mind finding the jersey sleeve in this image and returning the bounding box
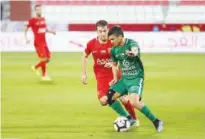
[130,39,140,56]
[26,18,33,28]
[110,47,118,63]
[84,40,93,55]
[130,39,140,49]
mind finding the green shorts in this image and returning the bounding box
[110,77,144,97]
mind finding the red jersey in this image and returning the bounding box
[85,38,113,79]
[27,17,47,46]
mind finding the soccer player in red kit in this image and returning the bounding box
[24,4,55,81]
[82,20,139,126]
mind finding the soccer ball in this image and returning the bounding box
[114,117,130,132]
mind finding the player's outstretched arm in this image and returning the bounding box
[46,29,56,35]
[24,26,30,44]
[82,52,89,85]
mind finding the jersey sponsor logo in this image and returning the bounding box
[38,28,46,33]
[122,70,138,76]
[92,51,97,53]
[121,60,138,76]
[96,58,111,65]
[100,50,106,54]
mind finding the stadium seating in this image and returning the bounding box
[35,0,205,24]
[2,0,205,31]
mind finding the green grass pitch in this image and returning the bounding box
[1,52,205,139]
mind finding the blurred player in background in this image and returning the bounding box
[24,4,56,81]
[108,26,163,132]
[82,20,139,126]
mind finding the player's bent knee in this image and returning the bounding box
[130,99,136,106]
[40,57,47,62]
[39,57,50,63]
[99,100,107,106]
[99,96,108,106]
[130,100,139,107]
[130,99,143,109]
[46,59,50,63]
[129,96,140,107]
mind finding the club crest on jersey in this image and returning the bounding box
[123,60,130,67]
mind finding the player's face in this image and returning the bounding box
[35,6,42,17]
[96,26,108,42]
[109,35,123,46]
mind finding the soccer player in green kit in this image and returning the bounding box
[106,26,164,132]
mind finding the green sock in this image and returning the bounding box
[110,100,130,117]
[140,105,157,121]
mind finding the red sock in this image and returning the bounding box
[35,61,45,69]
[40,61,46,77]
[124,100,137,120]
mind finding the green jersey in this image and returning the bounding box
[110,38,144,80]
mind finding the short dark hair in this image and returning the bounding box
[95,20,108,29]
[35,4,41,9]
[108,26,124,37]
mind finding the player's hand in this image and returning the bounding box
[126,50,135,57]
[109,78,117,86]
[104,62,112,68]
[52,31,56,35]
[82,74,87,85]
[26,40,30,44]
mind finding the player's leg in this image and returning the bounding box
[97,76,137,119]
[127,78,163,132]
[41,45,51,80]
[107,80,136,125]
[103,76,138,120]
[33,45,51,80]
[119,95,140,127]
[98,89,108,106]
[97,78,136,126]
[96,77,112,106]
[32,46,44,76]
[119,95,136,120]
